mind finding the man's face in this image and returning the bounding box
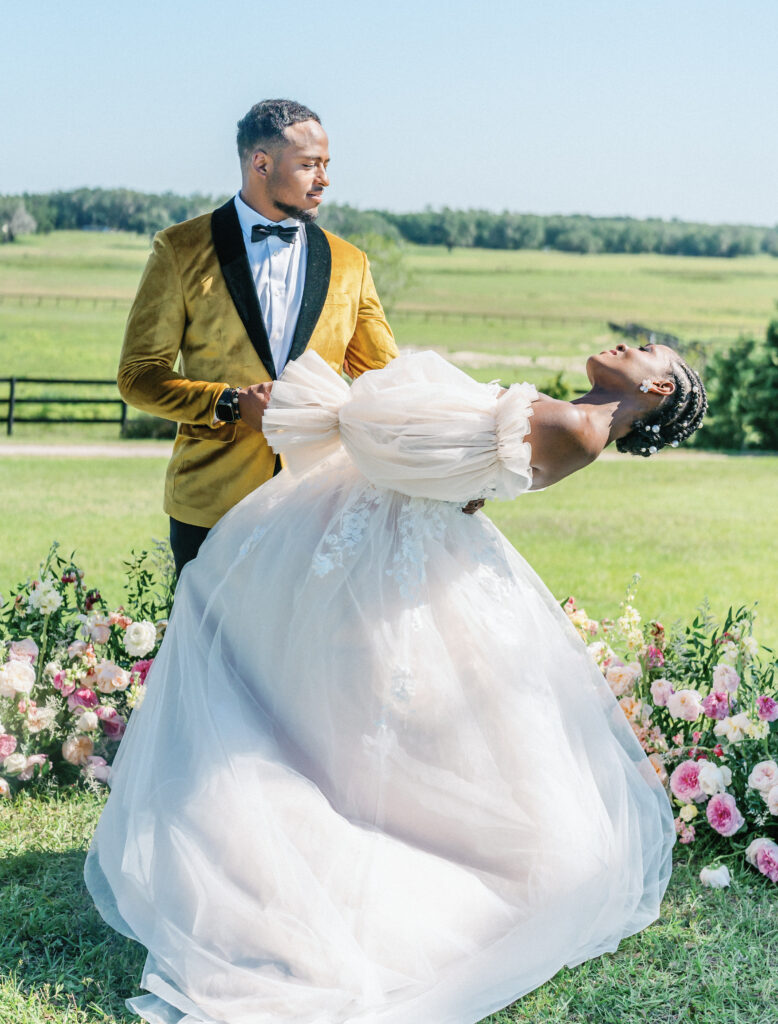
[259,120,330,222]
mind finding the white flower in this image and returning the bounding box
[697,761,732,796]
[26,705,57,734]
[741,635,758,659]
[8,638,39,664]
[746,717,769,741]
[718,640,739,666]
[699,864,731,888]
[667,688,703,722]
[650,678,674,707]
[0,777,10,798]
[3,752,29,775]
[0,659,36,696]
[745,836,778,867]
[712,664,740,693]
[713,712,751,745]
[679,804,699,822]
[748,760,778,793]
[93,661,131,694]
[123,620,157,658]
[79,611,111,644]
[76,710,99,732]
[766,786,778,816]
[28,577,62,615]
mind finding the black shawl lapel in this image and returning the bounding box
[286,222,332,364]
[211,199,277,379]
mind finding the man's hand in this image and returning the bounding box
[462,499,486,515]
[238,382,273,432]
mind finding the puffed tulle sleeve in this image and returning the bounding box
[263,349,538,502]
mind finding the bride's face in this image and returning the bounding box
[586,342,676,394]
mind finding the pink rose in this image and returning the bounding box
[67,687,98,711]
[8,638,39,664]
[757,695,778,722]
[706,793,745,837]
[93,660,130,694]
[0,734,17,759]
[84,754,111,782]
[50,670,76,697]
[17,753,48,781]
[669,760,704,803]
[97,706,127,740]
[130,658,154,685]
[701,690,730,720]
[756,846,778,883]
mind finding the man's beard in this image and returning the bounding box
[273,199,318,223]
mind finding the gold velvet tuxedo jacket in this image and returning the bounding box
[117,200,398,527]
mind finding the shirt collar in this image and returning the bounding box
[234,192,303,245]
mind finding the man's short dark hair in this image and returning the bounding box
[237,99,321,163]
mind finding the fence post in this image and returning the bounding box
[120,401,128,436]
[8,377,16,435]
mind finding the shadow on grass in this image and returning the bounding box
[0,846,145,1022]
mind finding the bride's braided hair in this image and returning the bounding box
[616,358,708,457]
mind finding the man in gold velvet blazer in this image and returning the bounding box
[118,99,398,574]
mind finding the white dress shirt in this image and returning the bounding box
[234,192,307,374]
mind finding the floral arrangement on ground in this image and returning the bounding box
[563,577,778,888]
[1,547,776,887]
[0,542,174,794]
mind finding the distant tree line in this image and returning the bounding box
[2,189,777,258]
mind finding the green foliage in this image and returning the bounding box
[538,371,572,401]
[695,319,778,452]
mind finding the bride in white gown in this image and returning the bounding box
[85,342,707,1024]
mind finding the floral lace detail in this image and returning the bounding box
[238,525,269,560]
[384,498,449,600]
[311,484,383,577]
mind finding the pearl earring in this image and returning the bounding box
[639,379,652,393]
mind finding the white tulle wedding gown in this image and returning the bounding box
[85,350,674,1024]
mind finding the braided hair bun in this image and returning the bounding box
[616,358,707,457]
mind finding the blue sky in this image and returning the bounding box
[3,0,777,223]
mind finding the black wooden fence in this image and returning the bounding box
[0,377,128,435]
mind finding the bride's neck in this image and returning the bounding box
[572,385,643,448]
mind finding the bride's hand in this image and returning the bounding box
[462,499,486,515]
[238,382,274,432]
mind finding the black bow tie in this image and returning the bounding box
[251,223,299,244]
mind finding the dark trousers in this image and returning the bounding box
[169,518,210,578]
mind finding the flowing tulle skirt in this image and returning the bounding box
[85,452,674,1024]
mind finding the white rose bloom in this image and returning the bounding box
[697,761,730,796]
[27,705,57,734]
[766,786,778,816]
[666,688,703,721]
[718,640,739,665]
[3,752,29,775]
[713,713,750,745]
[745,836,778,867]
[747,760,778,793]
[29,578,63,615]
[0,659,36,696]
[123,620,157,658]
[606,662,640,696]
[741,635,759,659]
[76,710,99,732]
[746,717,770,741]
[699,864,731,889]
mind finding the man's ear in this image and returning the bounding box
[251,149,270,177]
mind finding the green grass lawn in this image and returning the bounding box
[1,789,776,1024]
[1,451,776,650]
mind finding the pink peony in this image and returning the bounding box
[0,734,17,759]
[669,760,704,803]
[706,793,745,837]
[645,645,665,669]
[50,670,75,697]
[62,735,94,765]
[701,690,730,720]
[67,687,98,711]
[756,846,778,883]
[8,638,39,664]
[84,755,111,783]
[130,659,154,685]
[757,695,778,722]
[17,753,48,781]
[650,678,674,707]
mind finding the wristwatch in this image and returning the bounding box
[215,387,241,423]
